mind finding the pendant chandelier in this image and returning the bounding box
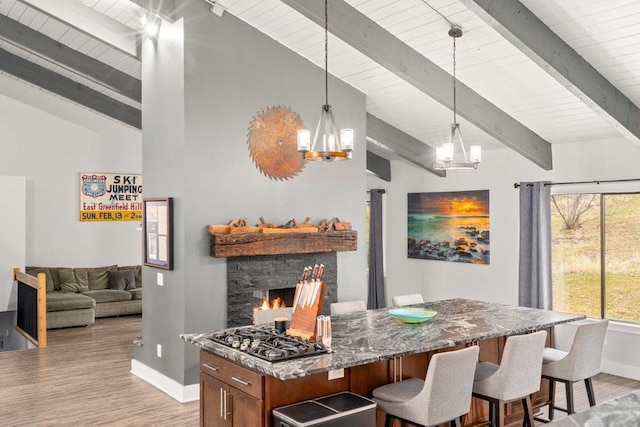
[434,26,481,170]
[297,0,353,161]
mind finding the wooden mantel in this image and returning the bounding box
[209,230,357,257]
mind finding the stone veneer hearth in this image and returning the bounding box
[227,253,337,327]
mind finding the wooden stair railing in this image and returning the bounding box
[13,268,47,348]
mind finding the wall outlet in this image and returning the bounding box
[157,344,162,358]
[328,368,344,380]
[157,272,163,286]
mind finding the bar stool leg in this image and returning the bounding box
[585,377,596,407]
[488,401,496,426]
[521,395,535,427]
[548,378,556,420]
[384,413,392,427]
[565,382,575,415]
[496,400,505,427]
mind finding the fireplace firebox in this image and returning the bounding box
[227,253,337,327]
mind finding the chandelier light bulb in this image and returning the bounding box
[297,130,310,152]
[470,145,482,163]
[340,129,354,151]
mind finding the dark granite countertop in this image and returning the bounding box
[181,298,584,380]
[548,389,640,426]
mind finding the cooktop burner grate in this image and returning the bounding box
[210,325,327,362]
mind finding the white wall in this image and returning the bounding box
[0,75,142,267]
[0,176,25,312]
[367,138,640,379]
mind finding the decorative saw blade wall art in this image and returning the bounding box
[247,106,306,180]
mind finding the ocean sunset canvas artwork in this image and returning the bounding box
[408,190,490,264]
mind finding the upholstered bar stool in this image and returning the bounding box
[329,300,367,315]
[391,294,424,307]
[541,319,609,420]
[472,330,547,427]
[372,346,479,427]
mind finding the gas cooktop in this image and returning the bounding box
[210,326,327,362]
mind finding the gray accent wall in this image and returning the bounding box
[138,0,367,385]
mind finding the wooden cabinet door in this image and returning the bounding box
[229,386,264,427]
[201,371,264,427]
[201,373,231,427]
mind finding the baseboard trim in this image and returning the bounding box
[602,360,640,381]
[130,359,200,403]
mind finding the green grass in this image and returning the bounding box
[551,194,640,324]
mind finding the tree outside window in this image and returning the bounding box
[551,193,640,323]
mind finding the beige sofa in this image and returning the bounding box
[25,265,142,329]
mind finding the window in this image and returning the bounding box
[551,193,640,323]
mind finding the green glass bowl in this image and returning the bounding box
[388,308,437,324]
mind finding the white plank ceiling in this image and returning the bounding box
[1,0,640,169]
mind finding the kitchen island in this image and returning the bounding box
[182,298,584,426]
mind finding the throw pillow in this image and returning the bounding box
[119,265,142,287]
[58,268,90,293]
[73,268,89,290]
[108,269,136,291]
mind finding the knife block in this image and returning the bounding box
[287,281,325,341]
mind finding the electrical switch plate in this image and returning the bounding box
[157,272,163,286]
[157,344,162,358]
[328,368,344,380]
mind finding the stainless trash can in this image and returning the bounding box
[272,392,376,427]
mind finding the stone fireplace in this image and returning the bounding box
[226,253,337,327]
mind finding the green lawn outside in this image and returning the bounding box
[551,193,640,324]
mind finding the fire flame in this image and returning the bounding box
[257,297,286,310]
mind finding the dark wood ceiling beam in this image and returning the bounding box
[0,48,141,130]
[462,0,640,146]
[281,0,553,170]
[0,14,141,103]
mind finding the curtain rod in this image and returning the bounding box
[367,189,386,193]
[513,178,640,188]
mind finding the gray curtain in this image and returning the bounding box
[518,181,552,309]
[367,189,386,309]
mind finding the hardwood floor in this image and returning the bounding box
[0,316,638,426]
[0,315,199,426]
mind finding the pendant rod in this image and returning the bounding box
[452,34,457,124]
[324,0,329,107]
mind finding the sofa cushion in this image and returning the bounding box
[59,268,90,293]
[46,291,95,312]
[25,267,54,292]
[81,289,132,304]
[119,265,142,287]
[108,269,136,291]
[47,267,63,290]
[129,288,142,301]
[87,265,117,290]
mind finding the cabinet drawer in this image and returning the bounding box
[200,350,264,399]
